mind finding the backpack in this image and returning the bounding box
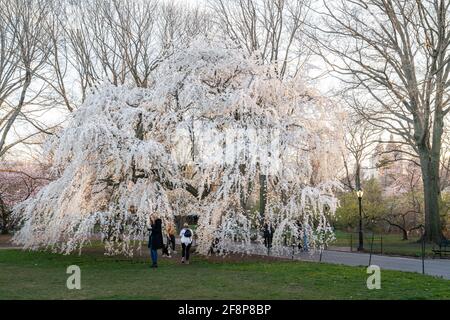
[184,229,192,238]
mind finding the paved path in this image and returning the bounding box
[274,248,450,280]
[177,239,450,279]
[218,241,450,279]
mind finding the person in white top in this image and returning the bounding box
[180,223,193,264]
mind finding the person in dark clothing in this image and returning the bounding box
[162,223,176,257]
[296,220,303,250]
[161,241,171,257]
[148,218,164,268]
[263,222,274,249]
[168,223,176,252]
[208,237,220,254]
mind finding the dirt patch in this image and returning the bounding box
[0,234,14,247]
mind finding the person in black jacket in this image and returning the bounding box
[148,217,164,268]
[263,222,274,249]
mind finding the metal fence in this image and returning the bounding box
[347,232,384,254]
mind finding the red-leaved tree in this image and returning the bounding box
[0,163,51,234]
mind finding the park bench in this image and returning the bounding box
[432,239,450,259]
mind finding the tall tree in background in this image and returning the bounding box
[341,117,378,192]
[0,0,53,158]
[44,0,211,108]
[210,0,312,78]
[317,0,450,242]
[0,0,212,161]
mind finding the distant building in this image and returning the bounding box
[365,135,416,196]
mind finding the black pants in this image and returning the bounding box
[170,235,176,251]
[264,236,273,248]
[182,243,191,260]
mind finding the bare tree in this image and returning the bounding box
[99,0,160,88]
[0,0,52,158]
[50,0,212,105]
[316,0,450,242]
[341,117,378,192]
[40,0,76,113]
[210,0,311,79]
[158,1,213,54]
[0,0,212,163]
[380,165,423,240]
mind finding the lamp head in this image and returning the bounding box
[356,189,364,198]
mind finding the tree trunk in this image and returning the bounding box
[401,229,408,241]
[419,149,444,243]
[0,211,9,234]
[259,174,267,223]
[0,196,9,235]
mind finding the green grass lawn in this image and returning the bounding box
[0,248,449,300]
[331,230,436,257]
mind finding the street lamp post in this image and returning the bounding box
[356,189,364,251]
